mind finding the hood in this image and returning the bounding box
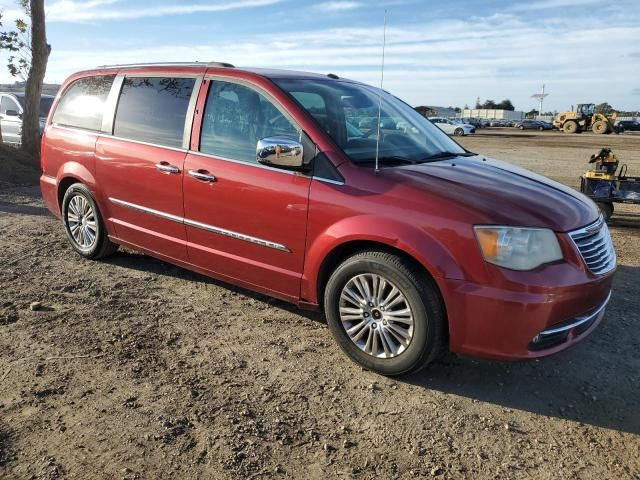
[387,155,598,232]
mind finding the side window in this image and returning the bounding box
[290,91,331,133]
[0,96,20,115]
[200,80,299,164]
[113,77,196,148]
[52,75,115,131]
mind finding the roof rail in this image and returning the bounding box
[96,61,235,69]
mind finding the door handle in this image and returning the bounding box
[156,162,180,174]
[188,169,216,182]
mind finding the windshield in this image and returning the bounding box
[14,95,54,118]
[274,78,466,164]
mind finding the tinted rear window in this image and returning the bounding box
[52,75,115,131]
[113,77,195,148]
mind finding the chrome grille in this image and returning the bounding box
[569,217,616,275]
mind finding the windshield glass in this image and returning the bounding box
[274,78,466,164]
[39,97,54,117]
[14,95,54,117]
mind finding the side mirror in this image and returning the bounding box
[256,136,304,169]
[5,109,20,117]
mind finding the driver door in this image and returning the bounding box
[183,78,312,301]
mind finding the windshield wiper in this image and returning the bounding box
[357,156,417,166]
[419,151,475,162]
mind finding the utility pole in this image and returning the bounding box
[531,84,549,119]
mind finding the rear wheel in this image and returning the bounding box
[563,121,579,133]
[62,183,118,259]
[538,126,544,131]
[596,202,614,223]
[324,250,445,376]
[454,128,464,136]
[592,121,609,134]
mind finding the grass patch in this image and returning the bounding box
[0,144,40,185]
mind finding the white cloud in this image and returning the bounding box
[44,0,284,22]
[313,1,364,12]
[0,6,638,111]
[509,0,602,11]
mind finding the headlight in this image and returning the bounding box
[474,226,563,271]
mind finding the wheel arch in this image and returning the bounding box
[55,161,98,208]
[314,240,436,307]
[302,216,465,309]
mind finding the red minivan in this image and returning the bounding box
[40,62,616,375]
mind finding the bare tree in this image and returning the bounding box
[21,0,50,157]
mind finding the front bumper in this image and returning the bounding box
[440,270,614,360]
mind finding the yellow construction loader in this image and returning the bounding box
[553,103,617,134]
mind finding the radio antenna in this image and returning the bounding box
[374,10,388,175]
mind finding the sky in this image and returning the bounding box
[0,0,638,112]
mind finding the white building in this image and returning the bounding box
[462,109,524,121]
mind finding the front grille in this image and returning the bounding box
[569,217,616,275]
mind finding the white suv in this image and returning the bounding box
[428,117,475,136]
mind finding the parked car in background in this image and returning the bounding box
[487,119,508,127]
[536,120,555,130]
[616,120,640,132]
[458,117,482,128]
[0,92,55,145]
[429,117,475,136]
[514,120,550,131]
[40,62,615,376]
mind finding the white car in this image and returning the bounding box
[428,117,476,136]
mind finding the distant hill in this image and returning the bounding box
[0,81,60,96]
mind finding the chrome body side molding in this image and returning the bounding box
[108,197,290,252]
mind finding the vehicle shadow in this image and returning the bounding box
[103,249,324,324]
[0,200,49,216]
[404,264,640,435]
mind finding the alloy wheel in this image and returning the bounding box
[339,273,414,358]
[66,194,98,249]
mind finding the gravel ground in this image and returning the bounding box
[1,130,639,480]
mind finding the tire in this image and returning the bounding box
[323,250,445,376]
[592,121,609,134]
[519,126,525,130]
[563,121,579,134]
[62,183,118,260]
[454,128,464,136]
[538,126,544,131]
[596,202,614,223]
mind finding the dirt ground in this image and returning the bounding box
[1,130,639,480]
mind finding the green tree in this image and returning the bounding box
[496,99,515,111]
[595,102,614,114]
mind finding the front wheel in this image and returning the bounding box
[592,121,609,134]
[454,128,464,136]
[564,121,579,134]
[324,251,445,376]
[62,183,118,259]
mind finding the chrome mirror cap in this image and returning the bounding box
[256,136,304,168]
